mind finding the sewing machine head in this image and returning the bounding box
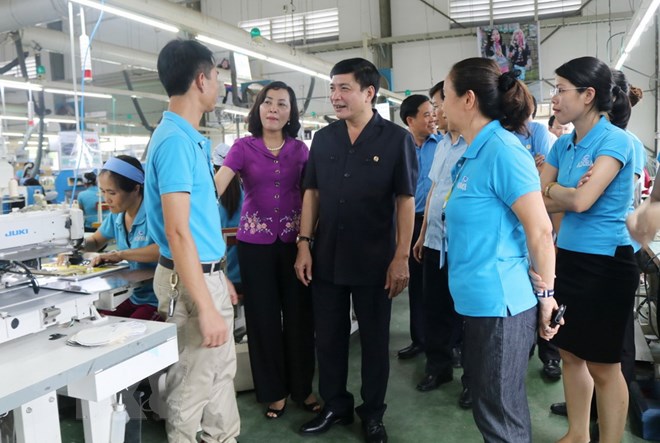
[0,205,84,263]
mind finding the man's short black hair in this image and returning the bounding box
[399,94,430,127]
[157,39,215,97]
[429,81,445,101]
[330,58,380,104]
[548,115,555,128]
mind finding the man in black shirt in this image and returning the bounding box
[295,58,417,443]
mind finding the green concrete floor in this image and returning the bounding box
[58,293,651,443]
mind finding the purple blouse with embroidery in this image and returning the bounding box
[223,136,308,244]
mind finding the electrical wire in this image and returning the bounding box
[70,0,105,209]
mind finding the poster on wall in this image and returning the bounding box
[57,131,103,170]
[477,22,540,82]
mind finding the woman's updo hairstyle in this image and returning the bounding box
[449,57,532,134]
[555,57,631,130]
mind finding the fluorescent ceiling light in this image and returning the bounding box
[222,108,249,116]
[0,79,42,91]
[196,35,267,61]
[301,119,328,126]
[69,0,179,33]
[614,0,660,69]
[196,35,331,82]
[44,88,113,99]
[0,115,29,122]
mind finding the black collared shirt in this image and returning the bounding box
[304,110,418,285]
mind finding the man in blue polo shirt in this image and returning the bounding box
[145,39,240,443]
[397,94,440,361]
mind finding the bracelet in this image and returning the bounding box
[544,182,558,198]
[534,289,555,298]
[296,235,313,245]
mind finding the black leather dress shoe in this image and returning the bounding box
[299,409,354,435]
[416,372,453,392]
[458,387,473,409]
[542,359,562,380]
[550,402,567,416]
[397,344,423,359]
[362,419,388,443]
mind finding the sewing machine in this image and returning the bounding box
[0,206,178,443]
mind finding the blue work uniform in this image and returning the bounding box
[99,202,157,307]
[545,116,634,256]
[77,185,100,229]
[425,132,468,265]
[514,121,554,159]
[415,133,440,213]
[145,111,225,262]
[445,120,540,317]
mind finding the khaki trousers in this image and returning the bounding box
[154,264,240,443]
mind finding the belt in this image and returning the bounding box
[415,212,425,219]
[158,255,224,274]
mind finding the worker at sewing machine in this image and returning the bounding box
[60,155,161,321]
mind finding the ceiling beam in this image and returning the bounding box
[300,11,633,54]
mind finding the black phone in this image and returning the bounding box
[550,304,566,328]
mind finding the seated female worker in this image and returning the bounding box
[76,155,160,321]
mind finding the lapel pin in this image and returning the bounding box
[373,156,379,162]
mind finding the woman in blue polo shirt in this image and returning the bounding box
[441,58,557,442]
[83,155,160,320]
[541,57,638,443]
[76,171,101,231]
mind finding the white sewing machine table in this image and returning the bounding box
[0,316,177,443]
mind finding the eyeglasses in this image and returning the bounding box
[549,86,586,97]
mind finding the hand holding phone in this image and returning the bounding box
[549,304,566,328]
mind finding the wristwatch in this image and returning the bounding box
[296,235,313,245]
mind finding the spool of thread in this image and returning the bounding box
[8,178,18,197]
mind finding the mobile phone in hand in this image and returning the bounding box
[550,304,566,328]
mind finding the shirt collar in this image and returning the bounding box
[162,111,209,147]
[115,200,146,232]
[574,115,608,150]
[442,131,466,148]
[462,120,501,159]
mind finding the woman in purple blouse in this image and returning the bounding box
[215,81,318,419]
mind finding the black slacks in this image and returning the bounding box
[237,239,315,403]
[407,214,425,347]
[312,278,392,421]
[421,247,463,376]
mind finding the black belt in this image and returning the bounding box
[158,255,224,274]
[415,212,425,219]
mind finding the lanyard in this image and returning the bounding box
[441,158,468,221]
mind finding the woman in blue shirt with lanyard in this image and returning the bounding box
[81,155,160,320]
[441,58,557,442]
[540,56,638,443]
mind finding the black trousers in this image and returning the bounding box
[537,335,561,364]
[312,278,392,421]
[406,214,425,347]
[422,248,463,375]
[237,240,315,403]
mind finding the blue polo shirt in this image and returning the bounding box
[425,133,467,259]
[145,111,225,262]
[629,130,646,179]
[414,133,440,213]
[99,202,157,307]
[545,116,633,256]
[77,186,100,228]
[445,120,540,317]
[514,121,554,159]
